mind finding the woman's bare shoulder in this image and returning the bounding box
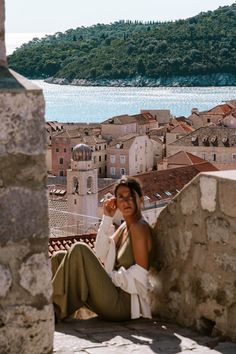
[130,219,151,237]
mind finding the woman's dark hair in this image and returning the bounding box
[114,176,143,198]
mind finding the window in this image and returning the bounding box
[99,156,101,162]
[105,166,107,174]
[120,155,126,164]
[56,148,59,152]
[104,145,107,149]
[232,154,236,162]
[105,154,107,161]
[213,153,216,162]
[64,148,67,152]
[110,167,116,176]
[74,199,77,205]
[59,171,64,176]
[73,177,79,194]
[87,176,93,193]
[110,155,116,163]
[120,168,126,175]
[99,167,102,174]
[59,158,63,164]
[99,146,101,150]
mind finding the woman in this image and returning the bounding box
[52,176,154,321]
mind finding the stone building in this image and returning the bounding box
[187,103,234,129]
[51,129,107,177]
[101,112,158,140]
[67,144,98,234]
[158,151,215,170]
[167,126,236,167]
[141,109,172,126]
[106,134,155,178]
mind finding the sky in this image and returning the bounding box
[5,0,235,33]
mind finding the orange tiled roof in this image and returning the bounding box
[166,151,207,166]
[208,104,232,115]
[48,234,96,258]
[98,163,218,203]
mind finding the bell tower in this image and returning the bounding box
[67,143,98,233]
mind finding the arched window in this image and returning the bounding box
[73,177,79,194]
[87,176,93,194]
[120,168,126,176]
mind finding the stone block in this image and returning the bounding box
[200,176,217,212]
[214,253,236,273]
[177,230,192,261]
[0,264,12,297]
[0,304,54,354]
[206,216,230,243]
[219,180,236,218]
[180,184,199,215]
[0,187,48,245]
[0,92,45,155]
[19,253,52,300]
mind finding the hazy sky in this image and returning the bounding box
[5,0,235,33]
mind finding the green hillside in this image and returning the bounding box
[8,4,236,84]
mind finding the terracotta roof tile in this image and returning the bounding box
[98,163,218,204]
[166,151,207,166]
[48,234,96,258]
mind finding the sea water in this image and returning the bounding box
[34,80,236,123]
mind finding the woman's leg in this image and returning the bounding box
[51,250,67,277]
[52,242,131,321]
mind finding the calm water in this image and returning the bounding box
[33,80,236,123]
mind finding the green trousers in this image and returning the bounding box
[51,242,131,321]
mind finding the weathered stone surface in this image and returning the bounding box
[0,27,53,352]
[206,216,230,243]
[153,172,236,341]
[0,304,54,354]
[52,317,236,353]
[200,176,217,212]
[178,230,192,261]
[219,181,236,218]
[0,187,48,245]
[180,184,198,215]
[214,253,236,273]
[0,92,45,155]
[0,0,7,67]
[19,253,52,300]
[0,154,46,189]
[0,264,12,297]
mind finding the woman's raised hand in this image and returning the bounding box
[103,197,117,217]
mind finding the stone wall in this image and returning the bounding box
[152,170,236,341]
[0,0,6,67]
[0,13,54,349]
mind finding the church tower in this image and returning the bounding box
[67,143,98,233]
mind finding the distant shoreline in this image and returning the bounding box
[45,73,236,87]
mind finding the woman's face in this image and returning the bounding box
[115,185,138,217]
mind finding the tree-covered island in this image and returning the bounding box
[8,3,236,87]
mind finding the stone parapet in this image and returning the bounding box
[0,0,7,67]
[153,170,236,341]
[0,66,53,352]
